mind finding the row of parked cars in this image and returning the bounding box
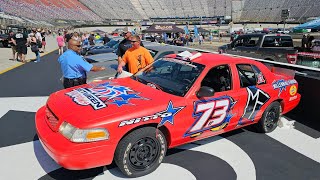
[85,40,194,82]
[85,33,320,83]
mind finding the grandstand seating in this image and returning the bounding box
[0,0,101,22]
[241,0,320,22]
[1,0,320,24]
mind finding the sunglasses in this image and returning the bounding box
[73,44,81,47]
[131,40,138,43]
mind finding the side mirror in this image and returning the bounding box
[196,86,215,98]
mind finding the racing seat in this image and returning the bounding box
[201,67,231,92]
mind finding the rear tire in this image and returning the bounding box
[114,127,167,177]
[255,101,281,133]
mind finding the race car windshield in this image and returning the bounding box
[133,58,205,97]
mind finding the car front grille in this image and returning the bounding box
[45,106,59,131]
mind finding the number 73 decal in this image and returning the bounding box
[184,96,236,137]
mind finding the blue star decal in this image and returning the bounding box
[118,93,143,101]
[158,101,185,127]
[112,100,130,106]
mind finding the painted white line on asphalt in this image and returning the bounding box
[0,140,196,180]
[0,97,48,120]
[0,140,60,180]
[179,136,256,180]
[93,164,196,180]
[267,127,320,163]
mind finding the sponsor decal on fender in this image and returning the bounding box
[66,82,146,110]
[289,85,297,96]
[272,79,297,96]
[289,95,298,101]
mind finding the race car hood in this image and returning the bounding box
[46,77,176,125]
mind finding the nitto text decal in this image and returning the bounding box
[119,101,184,127]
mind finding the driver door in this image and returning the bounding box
[181,64,241,142]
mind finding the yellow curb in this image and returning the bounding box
[0,48,58,74]
[0,62,24,75]
[27,48,58,62]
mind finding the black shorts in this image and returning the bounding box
[16,44,27,55]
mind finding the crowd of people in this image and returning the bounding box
[7,28,46,63]
[55,28,154,89]
[301,34,318,52]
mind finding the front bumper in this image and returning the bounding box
[35,106,116,170]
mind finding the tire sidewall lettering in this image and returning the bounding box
[123,142,132,175]
[157,133,166,163]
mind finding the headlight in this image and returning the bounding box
[59,122,109,143]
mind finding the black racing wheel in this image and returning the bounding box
[114,127,167,177]
[255,101,281,133]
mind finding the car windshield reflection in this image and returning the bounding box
[133,58,205,97]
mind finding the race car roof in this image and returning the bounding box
[166,52,256,66]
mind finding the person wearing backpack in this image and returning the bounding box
[30,33,40,63]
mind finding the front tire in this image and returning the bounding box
[255,101,281,133]
[114,127,167,178]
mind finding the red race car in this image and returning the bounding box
[35,52,300,177]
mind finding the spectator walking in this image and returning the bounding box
[81,32,89,46]
[117,35,153,74]
[64,31,72,49]
[209,33,213,44]
[307,34,314,51]
[72,32,81,41]
[8,30,17,61]
[301,34,308,52]
[35,29,43,53]
[13,29,28,63]
[219,33,223,42]
[175,33,186,46]
[58,39,106,89]
[41,30,46,51]
[199,34,203,45]
[56,32,65,55]
[88,33,95,46]
[30,33,41,63]
[103,33,111,44]
[117,27,143,71]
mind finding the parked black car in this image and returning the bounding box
[218,33,298,64]
[0,34,9,48]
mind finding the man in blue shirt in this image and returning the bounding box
[58,39,105,88]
